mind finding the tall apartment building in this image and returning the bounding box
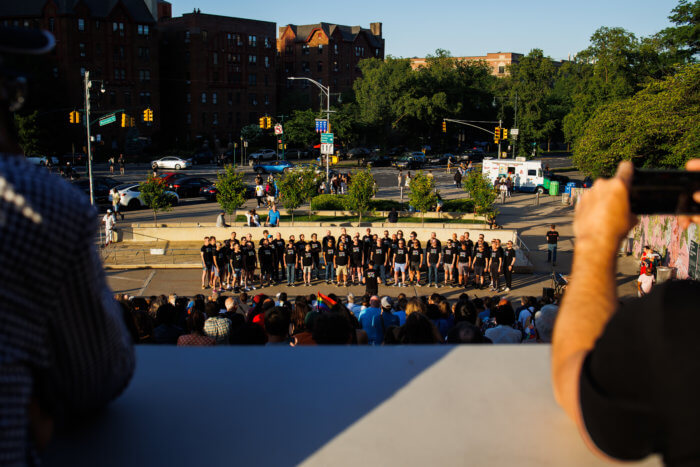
[159,10,277,146]
[277,22,384,107]
[411,52,525,77]
[0,0,161,153]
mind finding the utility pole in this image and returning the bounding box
[498,118,502,159]
[83,71,94,205]
[512,93,518,159]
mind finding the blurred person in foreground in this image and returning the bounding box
[553,159,700,465]
[0,27,134,464]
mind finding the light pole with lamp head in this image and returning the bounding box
[287,76,331,185]
[83,70,105,205]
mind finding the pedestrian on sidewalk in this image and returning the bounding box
[454,169,462,187]
[546,224,559,265]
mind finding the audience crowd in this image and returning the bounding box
[115,289,559,347]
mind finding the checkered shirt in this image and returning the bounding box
[0,154,135,466]
[203,316,232,345]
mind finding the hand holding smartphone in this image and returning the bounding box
[629,168,700,215]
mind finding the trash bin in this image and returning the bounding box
[564,182,576,195]
[543,177,551,190]
[549,181,560,196]
[656,266,674,283]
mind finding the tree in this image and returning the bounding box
[215,165,247,224]
[657,0,700,64]
[463,170,497,216]
[573,64,700,177]
[283,109,317,148]
[408,171,438,225]
[13,111,41,156]
[277,167,318,223]
[240,124,263,145]
[345,169,376,224]
[139,176,174,222]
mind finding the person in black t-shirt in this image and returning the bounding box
[301,244,314,286]
[426,239,442,287]
[213,241,227,291]
[546,224,559,265]
[442,239,457,287]
[392,239,408,287]
[335,243,349,286]
[457,242,471,287]
[472,243,486,289]
[258,239,275,287]
[283,240,297,286]
[309,233,322,281]
[503,240,517,291]
[322,230,336,250]
[272,232,285,282]
[363,260,381,296]
[350,238,364,284]
[371,238,388,284]
[244,241,257,291]
[323,240,336,284]
[200,236,213,289]
[230,244,244,290]
[408,240,423,285]
[362,228,373,266]
[221,241,232,289]
[488,239,504,291]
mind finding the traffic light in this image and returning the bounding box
[442,121,447,133]
[143,108,153,122]
[121,113,127,128]
[266,116,272,129]
[502,128,508,139]
[259,117,265,129]
[69,111,80,124]
[148,108,153,122]
[130,117,136,127]
[494,126,501,140]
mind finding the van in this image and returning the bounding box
[482,157,546,193]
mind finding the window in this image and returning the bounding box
[186,113,191,124]
[184,30,190,43]
[317,61,323,72]
[202,30,208,42]
[248,73,257,85]
[227,93,232,105]
[186,93,191,103]
[213,71,219,82]
[79,43,86,57]
[201,92,207,104]
[227,33,234,47]
[248,35,256,46]
[109,91,116,105]
[139,70,151,82]
[375,48,380,57]
[285,45,292,54]
[201,113,206,125]
[124,91,131,105]
[264,56,270,68]
[333,61,339,72]
[212,112,218,125]
[52,67,58,78]
[235,92,240,104]
[48,18,54,32]
[96,43,102,56]
[302,44,309,55]
[354,46,365,57]
[318,44,323,54]
[264,74,269,86]
[302,61,310,72]
[334,44,338,55]
[80,67,86,77]
[527,169,537,176]
[78,18,85,31]
[248,55,257,65]
[113,22,124,36]
[264,95,269,106]
[95,20,100,30]
[498,66,505,74]
[138,47,150,59]
[212,92,217,104]
[249,94,257,106]
[264,37,272,48]
[227,112,232,124]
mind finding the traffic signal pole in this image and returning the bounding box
[498,118,502,159]
[83,71,94,206]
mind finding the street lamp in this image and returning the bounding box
[287,76,331,185]
[83,70,105,206]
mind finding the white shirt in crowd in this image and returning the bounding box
[638,273,655,295]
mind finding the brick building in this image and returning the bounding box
[0,0,161,153]
[277,22,384,107]
[411,52,525,77]
[159,9,277,147]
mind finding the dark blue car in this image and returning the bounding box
[253,160,294,174]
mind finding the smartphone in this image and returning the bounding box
[629,168,700,215]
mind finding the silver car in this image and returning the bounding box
[151,156,191,170]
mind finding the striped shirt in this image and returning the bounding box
[0,154,135,465]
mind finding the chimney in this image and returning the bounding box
[370,22,382,37]
[157,0,172,21]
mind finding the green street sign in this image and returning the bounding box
[99,114,116,126]
[320,132,334,144]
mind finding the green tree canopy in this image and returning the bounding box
[463,170,497,216]
[283,109,317,148]
[14,111,41,156]
[408,171,438,225]
[215,165,247,223]
[139,176,174,222]
[573,64,700,177]
[277,166,318,223]
[345,169,376,223]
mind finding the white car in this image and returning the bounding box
[248,149,276,164]
[151,156,191,170]
[110,183,179,210]
[26,156,59,166]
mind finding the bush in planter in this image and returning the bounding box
[370,199,405,211]
[310,194,348,210]
[442,199,475,213]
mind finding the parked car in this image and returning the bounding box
[426,153,451,166]
[583,176,594,188]
[253,160,294,174]
[457,149,485,163]
[546,173,570,185]
[284,148,308,159]
[168,177,213,198]
[151,156,191,170]
[248,149,276,163]
[347,147,371,159]
[72,176,121,205]
[365,154,393,167]
[191,149,215,165]
[393,152,426,170]
[200,183,255,202]
[60,153,87,167]
[110,183,179,210]
[158,172,189,186]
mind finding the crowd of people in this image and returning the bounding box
[198,228,519,293]
[116,288,559,347]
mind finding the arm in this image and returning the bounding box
[552,162,637,437]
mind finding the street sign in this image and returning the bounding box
[315,119,328,133]
[320,132,334,144]
[274,124,283,135]
[510,128,519,135]
[99,114,116,126]
[321,143,334,155]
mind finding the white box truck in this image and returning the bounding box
[482,157,546,193]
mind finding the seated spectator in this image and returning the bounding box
[216,211,229,228]
[387,207,399,223]
[358,296,382,345]
[371,297,400,344]
[398,312,443,344]
[405,296,426,317]
[447,322,491,344]
[230,322,268,345]
[265,307,292,345]
[178,310,216,346]
[291,301,316,346]
[484,304,522,344]
[534,304,558,343]
[313,306,356,344]
[153,303,185,344]
[203,302,232,345]
[394,297,408,325]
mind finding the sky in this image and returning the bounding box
[170,0,678,60]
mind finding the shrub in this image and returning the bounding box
[370,199,405,211]
[310,194,347,210]
[442,199,474,213]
